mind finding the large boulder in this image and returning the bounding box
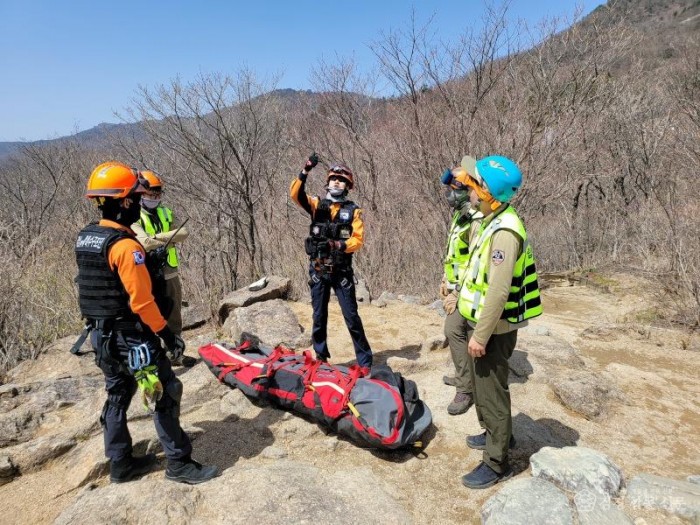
[181,302,209,330]
[548,371,624,420]
[574,488,634,525]
[482,477,573,525]
[223,299,308,349]
[218,276,291,324]
[625,473,700,522]
[530,446,624,497]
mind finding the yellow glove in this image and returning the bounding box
[439,277,448,299]
[134,366,163,411]
[443,292,458,315]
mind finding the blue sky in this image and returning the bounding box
[0,1,605,142]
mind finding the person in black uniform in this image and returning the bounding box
[75,161,217,484]
[290,154,373,374]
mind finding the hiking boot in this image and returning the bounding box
[461,461,513,489]
[165,457,219,485]
[171,354,197,367]
[447,392,473,415]
[466,432,516,450]
[443,375,458,387]
[110,453,157,483]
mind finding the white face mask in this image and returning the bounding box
[141,197,161,209]
[328,187,345,197]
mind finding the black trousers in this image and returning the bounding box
[91,325,192,462]
[308,266,373,368]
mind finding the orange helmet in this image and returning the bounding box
[327,164,354,189]
[140,170,163,191]
[86,161,148,199]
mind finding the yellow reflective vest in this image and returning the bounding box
[444,210,480,289]
[458,206,542,323]
[138,207,179,268]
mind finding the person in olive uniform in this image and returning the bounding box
[439,159,482,415]
[131,170,196,367]
[452,155,542,489]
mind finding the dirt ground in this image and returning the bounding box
[2,272,699,524]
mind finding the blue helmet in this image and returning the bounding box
[475,156,522,203]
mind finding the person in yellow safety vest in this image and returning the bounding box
[131,170,195,367]
[439,159,483,416]
[454,155,542,490]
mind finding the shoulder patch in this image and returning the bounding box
[133,250,146,265]
[491,249,505,265]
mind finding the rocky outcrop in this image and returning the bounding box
[625,473,700,523]
[222,299,310,349]
[0,376,103,447]
[530,446,624,497]
[482,478,573,524]
[218,276,291,323]
[548,371,624,420]
[181,302,209,330]
[483,446,634,524]
[54,461,411,525]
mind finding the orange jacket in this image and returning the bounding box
[290,176,364,253]
[100,219,167,333]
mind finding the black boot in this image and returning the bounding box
[110,453,157,483]
[461,461,513,489]
[165,457,218,484]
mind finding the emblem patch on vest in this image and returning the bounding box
[339,210,351,221]
[133,250,145,265]
[491,249,505,265]
[312,225,322,236]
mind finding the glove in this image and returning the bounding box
[439,277,448,299]
[303,152,319,173]
[157,326,185,360]
[443,292,458,315]
[328,240,342,252]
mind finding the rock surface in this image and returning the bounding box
[218,276,291,323]
[54,461,411,525]
[181,302,209,330]
[223,299,308,349]
[530,446,624,497]
[548,370,624,420]
[625,473,700,522]
[482,477,573,525]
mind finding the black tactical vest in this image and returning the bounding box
[305,199,358,270]
[75,223,133,320]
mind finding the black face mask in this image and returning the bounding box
[116,196,141,226]
[446,188,469,209]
